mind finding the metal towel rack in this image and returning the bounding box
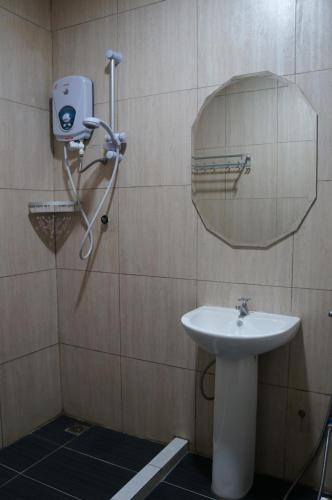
[192,153,251,174]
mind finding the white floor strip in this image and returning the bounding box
[111,437,188,500]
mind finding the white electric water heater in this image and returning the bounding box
[52,75,93,142]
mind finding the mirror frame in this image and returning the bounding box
[192,71,318,248]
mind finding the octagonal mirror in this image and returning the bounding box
[192,71,317,248]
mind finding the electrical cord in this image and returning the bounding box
[200,359,216,401]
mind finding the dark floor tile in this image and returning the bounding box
[147,482,213,499]
[165,453,213,497]
[33,416,89,445]
[0,435,57,472]
[67,426,163,471]
[26,447,135,500]
[0,465,17,486]
[0,476,77,499]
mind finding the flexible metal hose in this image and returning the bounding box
[200,359,216,401]
[283,393,332,500]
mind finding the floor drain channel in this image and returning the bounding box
[65,423,90,436]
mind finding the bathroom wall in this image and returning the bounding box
[52,0,332,490]
[0,0,61,446]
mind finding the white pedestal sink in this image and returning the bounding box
[181,306,300,500]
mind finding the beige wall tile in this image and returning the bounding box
[122,357,195,442]
[226,88,277,146]
[195,371,214,456]
[195,94,226,151]
[197,280,292,386]
[226,144,277,200]
[256,384,287,478]
[120,274,196,369]
[118,0,164,13]
[58,270,120,354]
[277,84,317,143]
[0,0,51,29]
[285,389,332,490]
[197,218,293,286]
[0,271,57,363]
[0,101,52,189]
[290,288,332,394]
[61,345,122,429]
[296,70,332,181]
[0,346,61,445]
[0,190,55,277]
[118,0,197,99]
[198,0,295,87]
[277,141,316,199]
[55,189,119,273]
[52,0,116,30]
[296,0,332,73]
[119,186,196,279]
[118,90,197,187]
[0,9,51,109]
[53,16,117,104]
[293,182,332,290]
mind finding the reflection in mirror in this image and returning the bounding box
[192,72,317,247]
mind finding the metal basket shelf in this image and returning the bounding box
[28,200,78,214]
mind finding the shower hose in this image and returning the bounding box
[63,143,120,260]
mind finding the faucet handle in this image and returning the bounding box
[238,297,251,303]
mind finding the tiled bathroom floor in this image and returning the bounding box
[0,416,329,500]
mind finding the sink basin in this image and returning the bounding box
[181,305,300,360]
[181,305,300,500]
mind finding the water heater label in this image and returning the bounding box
[59,105,76,131]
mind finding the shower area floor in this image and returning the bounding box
[0,416,330,500]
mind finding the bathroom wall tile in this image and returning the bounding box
[226,88,277,146]
[118,0,197,99]
[289,288,332,394]
[277,84,317,143]
[285,389,332,490]
[122,357,195,442]
[58,270,120,354]
[293,182,332,290]
[0,9,51,108]
[52,0,117,30]
[118,0,164,13]
[0,271,57,363]
[197,217,293,286]
[195,371,214,457]
[277,141,316,199]
[256,384,287,479]
[194,93,226,151]
[197,280,292,386]
[0,190,55,277]
[53,15,117,104]
[198,0,295,87]
[296,0,332,73]
[55,188,119,273]
[296,69,332,181]
[0,101,52,190]
[119,186,196,279]
[0,346,61,446]
[61,345,122,429]
[120,274,196,369]
[0,0,51,29]
[118,90,197,187]
[226,144,277,200]
[276,197,310,237]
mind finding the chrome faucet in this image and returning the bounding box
[236,297,250,318]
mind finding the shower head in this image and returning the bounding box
[83,117,101,130]
[83,117,120,146]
